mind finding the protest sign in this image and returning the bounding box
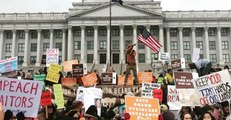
[46,64,62,83]
[153,89,163,102]
[73,64,84,77]
[46,49,59,67]
[141,83,161,98]
[101,72,116,85]
[118,75,133,85]
[63,60,78,72]
[53,84,65,109]
[174,72,198,89]
[138,72,153,83]
[0,57,17,73]
[192,70,231,106]
[40,91,52,106]
[61,78,77,87]
[34,74,46,81]
[81,73,97,87]
[41,55,46,65]
[192,48,200,63]
[167,85,181,110]
[171,58,185,69]
[125,96,160,120]
[178,89,200,106]
[158,52,170,61]
[0,77,43,117]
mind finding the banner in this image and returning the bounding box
[192,70,231,106]
[0,57,17,73]
[61,78,77,87]
[40,91,52,106]
[118,75,133,85]
[138,72,153,83]
[167,85,181,110]
[125,96,160,120]
[174,72,198,89]
[192,48,200,63]
[158,52,170,61]
[101,72,116,85]
[141,83,161,98]
[81,73,97,87]
[0,77,43,117]
[46,49,59,67]
[171,58,185,69]
[46,64,62,83]
[63,60,78,72]
[53,84,65,109]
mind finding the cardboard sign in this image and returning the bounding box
[46,49,59,67]
[61,78,77,87]
[118,75,133,85]
[141,83,161,98]
[53,84,64,109]
[46,64,62,83]
[40,91,52,106]
[73,64,84,77]
[171,58,185,69]
[192,48,200,63]
[125,96,160,120]
[63,60,78,72]
[101,72,116,85]
[167,85,181,110]
[41,55,46,65]
[158,52,170,61]
[0,77,43,117]
[192,70,231,106]
[81,73,97,87]
[138,72,153,83]
[174,72,198,89]
[0,57,17,73]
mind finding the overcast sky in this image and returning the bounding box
[0,0,230,13]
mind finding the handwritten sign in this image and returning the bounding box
[174,72,198,89]
[46,49,59,67]
[0,77,43,117]
[118,75,133,85]
[158,52,170,61]
[0,57,17,73]
[138,72,153,83]
[125,96,160,120]
[81,73,97,87]
[167,85,181,110]
[46,64,62,83]
[141,83,161,98]
[40,91,52,106]
[192,48,200,63]
[61,78,77,87]
[192,70,231,106]
[63,60,78,72]
[53,84,64,109]
[171,58,185,69]
[101,72,116,85]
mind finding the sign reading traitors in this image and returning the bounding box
[193,70,231,106]
[46,49,59,67]
[0,77,43,117]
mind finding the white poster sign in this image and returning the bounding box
[167,85,181,110]
[159,52,170,61]
[46,49,59,67]
[141,82,161,98]
[192,48,200,63]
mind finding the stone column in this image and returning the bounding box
[119,25,124,64]
[191,27,196,52]
[166,27,171,55]
[204,27,209,59]
[35,29,41,66]
[159,25,164,52]
[80,25,85,63]
[62,28,66,62]
[133,25,138,62]
[22,29,29,67]
[217,27,224,65]
[179,27,183,58]
[107,25,110,61]
[49,29,54,48]
[0,29,3,60]
[11,30,16,57]
[145,25,151,63]
[67,26,73,60]
[93,25,99,64]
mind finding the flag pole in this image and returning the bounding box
[109,0,112,67]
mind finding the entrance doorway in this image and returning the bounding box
[100,53,107,64]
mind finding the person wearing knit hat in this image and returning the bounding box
[85,105,98,120]
[160,104,175,120]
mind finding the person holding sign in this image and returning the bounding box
[193,59,212,77]
[124,44,138,85]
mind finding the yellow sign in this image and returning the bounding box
[46,64,62,83]
[53,84,65,109]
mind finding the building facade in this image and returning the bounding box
[0,0,231,72]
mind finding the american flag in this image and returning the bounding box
[138,27,162,53]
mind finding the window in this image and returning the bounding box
[30,56,36,64]
[55,30,62,38]
[184,54,191,63]
[222,41,229,50]
[43,43,50,52]
[56,43,62,51]
[18,31,25,39]
[6,31,12,39]
[138,53,145,63]
[31,43,37,52]
[170,28,178,37]
[138,42,145,49]
[151,53,158,60]
[196,41,203,50]
[99,29,107,36]
[18,56,24,65]
[171,54,178,60]
[99,41,107,50]
[125,41,132,48]
[18,43,24,52]
[124,29,132,36]
[43,31,50,38]
[30,31,37,39]
[112,41,119,49]
[221,28,229,36]
[208,28,217,36]
[223,54,230,62]
[5,56,11,59]
[150,29,159,36]
[87,54,93,63]
[170,41,178,50]
[196,28,203,36]
[183,41,190,50]
[74,54,81,60]
[6,43,12,52]
[74,41,81,50]
[86,29,94,36]
[200,54,204,59]
[209,54,217,63]
[209,41,216,50]
[183,29,190,36]
[112,29,119,36]
[87,41,94,50]
[74,30,81,36]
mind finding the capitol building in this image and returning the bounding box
[0,0,231,72]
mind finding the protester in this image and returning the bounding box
[165,68,174,85]
[181,113,193,120]
[199,111,216,120]
[193,59,212,77]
